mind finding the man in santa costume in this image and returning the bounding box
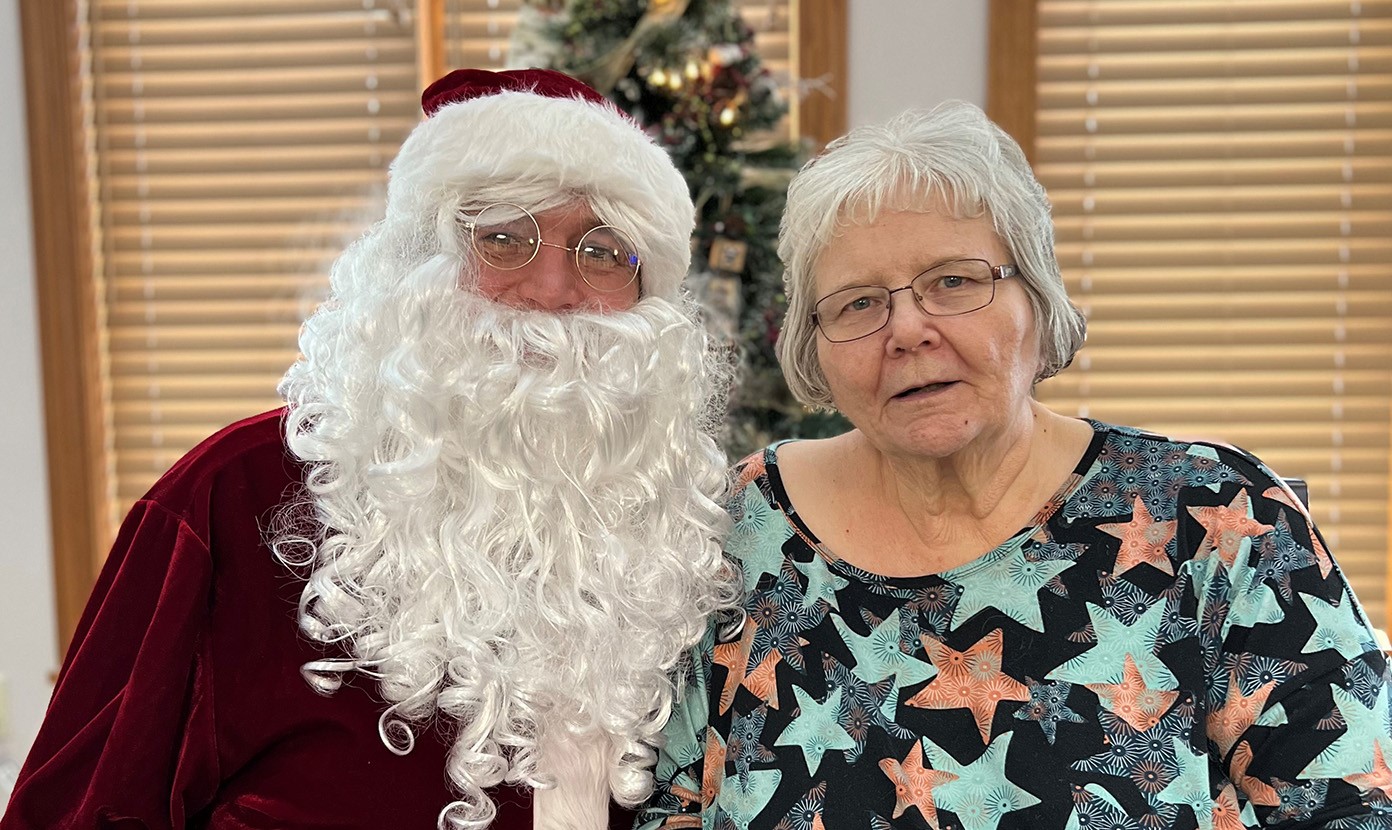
[2,68,736,830]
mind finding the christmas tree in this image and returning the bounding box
[509,0,847,456]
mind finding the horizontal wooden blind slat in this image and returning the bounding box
[105,173,392,199]
[1040,76,1392,109]
[94,12,411,45]
[96,92,469,123]
[1040,103,1392,135]
[97,65,419,97]
[1048,184,1392,213]
[96,42,419,69]
[1040,20,1392,55]
[1040,0,1392,26]
[91,0,406,15]
[1040,48,1392,82]
[98,119,419,148]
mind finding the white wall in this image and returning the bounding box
[0,0,60,776]
[848,0,989,127]
[0,0,991,773]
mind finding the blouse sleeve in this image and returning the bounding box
[635,626,720,829]
[1199,462,1392,829]
[1,500,221,830]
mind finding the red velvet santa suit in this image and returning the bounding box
[1,409,636,829]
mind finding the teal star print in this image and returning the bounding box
[1261,701,1289,729]
[794,553,849,611]
[831,609,937,691]
[1157,737,1214,830]
[923,732,1041,830]
[952,548,1073,632]
[1224,569,1287,634]
[774,684,857,776]
[1301,589,1377,661]
[1065,784,1147,830]
[716,767,783,830]
[654,630,714,778]
[1048,600,1178,690]
[729,484,795,595]
[1186,445,1225,493]
[1301,684,1392,779]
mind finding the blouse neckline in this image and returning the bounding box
[757,421,1109,586]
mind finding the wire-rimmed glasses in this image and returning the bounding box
[811,258,1019,343]
[460,202,642,293]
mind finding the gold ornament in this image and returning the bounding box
[709,237,749,273]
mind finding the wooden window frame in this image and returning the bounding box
[22,0,846,653]
[20,0,109,653]
[986,0,1036,163]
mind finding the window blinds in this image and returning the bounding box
[86,0,421,522]
[1031,0,1392,624]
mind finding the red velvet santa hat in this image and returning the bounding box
[386,68,695,300]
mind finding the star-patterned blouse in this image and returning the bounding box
[636,421,1392,830]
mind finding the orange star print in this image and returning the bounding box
[713,618,756,714]
[1085,654,1179,731]
[1347,743,1392,798]
[907,629,1030,744]
[1231,740,1279,806]
[1098,495,1177,576]
[700,726,726,808]
[1188,490,1273,568]
[1213,783,1245,830]
[1208,677,1277,757]
[878,741,958,828]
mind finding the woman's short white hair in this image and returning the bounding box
[775,100,1086,408]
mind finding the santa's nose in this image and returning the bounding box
[502,245,587,312]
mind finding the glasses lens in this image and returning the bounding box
[470,204,539,270]
[815,286,891,342]
[576,225,640,292]
[912,259,996,316]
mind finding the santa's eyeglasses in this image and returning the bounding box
[460,203,641,293]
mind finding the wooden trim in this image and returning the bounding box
[417,0,446,95]
[796,0,847,150]
[19,0,111,654]
[987,0,1038,165]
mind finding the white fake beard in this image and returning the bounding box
[278,289,735,830]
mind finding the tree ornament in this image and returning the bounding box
[708,237,748,274]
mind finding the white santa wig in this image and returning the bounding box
[273,69,737,829]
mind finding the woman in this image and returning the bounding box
[637,102,1392,830]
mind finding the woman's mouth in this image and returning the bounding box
[893,381,955,400]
